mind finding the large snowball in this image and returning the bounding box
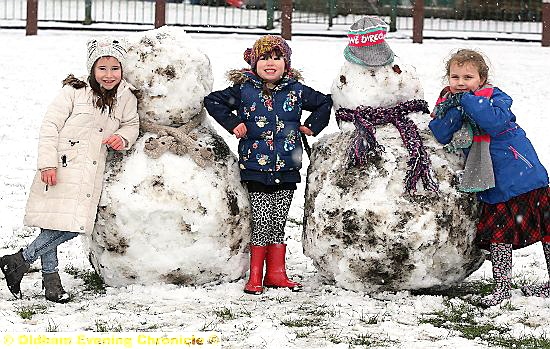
[124,26,214,126]
[88,125,250,287]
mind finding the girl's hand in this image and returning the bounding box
[299,125,314,136]
[41,168,57,186]
[233,123,247,139]
[103,135,125,150]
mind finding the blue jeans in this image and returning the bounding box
[22,229,78,274]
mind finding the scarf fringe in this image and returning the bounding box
[336,99,439,194]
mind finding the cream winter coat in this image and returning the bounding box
[24,76,139,234]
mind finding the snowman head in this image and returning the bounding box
[344,16,394,68]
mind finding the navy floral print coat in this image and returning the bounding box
[204,69,332,185]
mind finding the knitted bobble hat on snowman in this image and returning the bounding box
[344,16,394,67]
[86,37,128,73]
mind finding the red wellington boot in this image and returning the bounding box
[244,245,267,295]
[263,244,302,291]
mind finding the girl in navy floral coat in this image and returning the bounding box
[429,49,550,307]
[205,35,332,295]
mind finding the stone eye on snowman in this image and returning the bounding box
[303,16,484,292]
[86,27,250,287]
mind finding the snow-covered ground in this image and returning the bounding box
[1,29,550,348]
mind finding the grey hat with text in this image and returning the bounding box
[344,16,394,67]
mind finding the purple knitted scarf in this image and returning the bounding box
[335,99,439,194]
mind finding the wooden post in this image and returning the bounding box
[84,0,92,25]
[266,0,274,30]
[155,0,166,29]
[281,0,292,40]
[543,0,550,47]
[26,0,38,36]
[412,0,424,44]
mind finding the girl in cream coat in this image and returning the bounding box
[0,37,139,303]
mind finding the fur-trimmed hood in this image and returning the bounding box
[226,68,303,85]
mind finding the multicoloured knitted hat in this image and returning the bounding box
[243,35,292,70]
[86,37,128,73]
[344,16,394,67]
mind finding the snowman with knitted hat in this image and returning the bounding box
[303,16,485,292]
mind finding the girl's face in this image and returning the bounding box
[256,52,286,84]
[448,61,486,94]
[93,56,122,90]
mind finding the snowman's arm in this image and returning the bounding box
[301,85,332,136]
[204,85,243,133]
[428,107,464,145]
[460,88,516,137]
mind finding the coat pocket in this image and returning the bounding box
[58,148,79,168]
[508,145,533,168]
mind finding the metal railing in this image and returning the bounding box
[0,0,544,35]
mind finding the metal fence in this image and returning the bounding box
[0,0,544,35]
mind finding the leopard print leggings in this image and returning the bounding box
[249,190,294,246]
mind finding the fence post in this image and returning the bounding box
[155,0,166,29]
[328,0,336,28]
[281,0,292,40]
[412,0,424,43]
[266,0,274,30]
[389,0,397,32]
[26,0,38,35]
[543,0,550,47]
[84,0,92,25]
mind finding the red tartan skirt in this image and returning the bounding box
[476,186,550,250]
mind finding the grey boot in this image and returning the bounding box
[481,243,512,307]
[0,249,30,298]
[43,272,70,303]
[521,243,550,298]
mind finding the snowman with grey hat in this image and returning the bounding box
[302,16,484,292]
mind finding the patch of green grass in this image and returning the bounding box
[65,266,105,294]
[326,331,344,344]
[295,330,313,338]
[488,334,550,348]
[46,319,59,332]
[358,311,380,325]
[213,307,237,320]
[199,319,218,332]
[412,280,494,298]
[15,304,47,320]
[281,317,324,328]
[95,319,123,332]
[274,295,291,303]
[420,299,511,344]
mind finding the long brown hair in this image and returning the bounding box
[88,60,121,115]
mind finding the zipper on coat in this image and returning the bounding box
[508,146,533,168]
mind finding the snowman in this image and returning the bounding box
[303,17,484,292]
[86,27,251,287]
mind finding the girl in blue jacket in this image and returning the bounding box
[204,35,332,295]
[429,49,550,307]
